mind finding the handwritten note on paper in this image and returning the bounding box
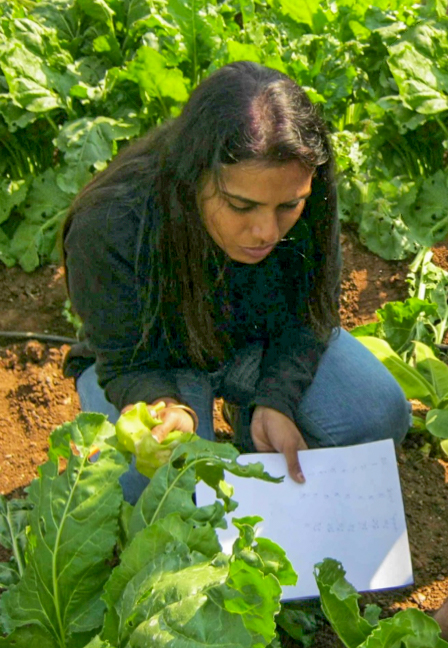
[195,439,413,600]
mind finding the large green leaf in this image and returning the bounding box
[22,168,72,223]
[358,207,415,261]
[130,593,252,648]
[0,625,59,647]
[413,341,448,401]
[125,46,189,105]
[375,299,438,355]
[315,559,448,648]
[357,336,439,406]
[77,0,116,31]
[0,414,127,644]
[56,115,140,194]
[0,178,29,225]
[0,496,31,578]
[103,513,225,644]
[362,608,448,648]
[426,409,448,439]
[406,171,448,247]
[166,0,223,84]
[0,16,76,112]
[0,41,64,112]
[0,228,15,268]
[314,559,374,648]
[33,0,80,45]
[128,437,281,539]
[387,22,448,114]
[278,0,320,27]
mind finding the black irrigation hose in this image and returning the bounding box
[0,331,446,351]
[0,331,77,344]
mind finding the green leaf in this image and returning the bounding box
[0,562,20,589]
[426,409,448,439]
[166,0,223,85]
[358,208,415,261]
[8,221,41,272]
[413,341,448,400]
[375,299,438,355]
[0,625,59,647]
[363,608,448,647]
[387,30,448,115]
[0,178,29,225]
[33,0,80,45]
[227,40,261,63]
[407,171,448,247]
[104,512,221,615]
[275,605,318,646]
[22,168,71,223]
[357,337,439,406]
[278,0,320,27]
[0,496,31,578]
[0,414,127,643]
[115,403,195,478]
[77,0,116,31]
[0,228,15,268]
[56,115,140,194]
[125,46,189,103]
[254,537,297,586]
[441,438,448,457]
[130,594,252,647]
[129,438,281,540]
[82,637,114,648]
[0,45,63,112]
[314,559,374,648]
[223,558,281,646]
[315,559,448,648]
[350,323,379,338]
[363,604,382,627]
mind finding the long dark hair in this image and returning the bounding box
[64,61,340,368]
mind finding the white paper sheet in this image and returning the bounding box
[195,439,413,600]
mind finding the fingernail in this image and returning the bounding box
[297,472,305,483]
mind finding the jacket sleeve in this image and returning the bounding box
[253,326,328,422]
[63,204,182,410]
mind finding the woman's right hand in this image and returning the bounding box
[121,399,198,442]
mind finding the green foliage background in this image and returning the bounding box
[0,0,447,270]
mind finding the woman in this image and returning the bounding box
[63,61,411,503]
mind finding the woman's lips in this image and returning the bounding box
[240,244,276,260]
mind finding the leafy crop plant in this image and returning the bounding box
[315,558,448,647]
[0,405,297,647]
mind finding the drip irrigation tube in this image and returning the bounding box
[0,331,446,351]
[0,331,77,344]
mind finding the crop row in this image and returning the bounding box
[0,0,447,270]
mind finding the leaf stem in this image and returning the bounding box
[6,508,25,577]
[51,453,89,647]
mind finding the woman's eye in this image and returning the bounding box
[278,201,302,211]
[227,202,253,213]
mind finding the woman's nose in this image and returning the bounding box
[251,213,280,243]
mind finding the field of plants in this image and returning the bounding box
[1,0,448,645]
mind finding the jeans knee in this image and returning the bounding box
[367,385,412,445]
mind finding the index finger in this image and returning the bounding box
[283,441,306,484]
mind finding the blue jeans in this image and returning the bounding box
[77,329,412,503]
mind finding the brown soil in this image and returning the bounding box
[1,226,448,646]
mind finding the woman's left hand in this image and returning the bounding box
[250,405,308,483]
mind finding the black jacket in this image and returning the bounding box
[63,198,341,422]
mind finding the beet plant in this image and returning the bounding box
[0,406,295,647]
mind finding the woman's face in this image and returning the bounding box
[198,160,314,264]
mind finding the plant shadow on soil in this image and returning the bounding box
[0,225,448,647]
